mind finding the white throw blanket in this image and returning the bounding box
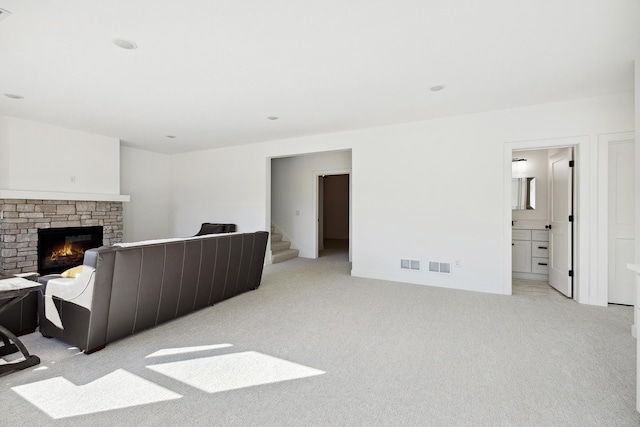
[44,267,96,329]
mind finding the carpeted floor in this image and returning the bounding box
[2,249,639,426]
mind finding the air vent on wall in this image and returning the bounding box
[428,261,452,274]
[0,8,11,23]
[401,259,421,270]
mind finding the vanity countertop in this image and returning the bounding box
[512,225,547,230]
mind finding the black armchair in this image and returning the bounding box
[0,269,39,336]
[194,223,236,236]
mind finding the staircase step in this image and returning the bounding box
[271,233,282,243]
[271,240,290,252]
[271,248,299,264]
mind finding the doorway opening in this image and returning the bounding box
[505,137,585,300]
[268,150,352,264]
[318,174,350,257]
[511,147,575,299]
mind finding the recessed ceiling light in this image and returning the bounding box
[267,116,279,121]
[430,85,445,92]
[166,135,176,139]
[4,93,24,99]
[113,38,138,50]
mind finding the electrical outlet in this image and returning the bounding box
[70,175,76,184]
[454,259,462,268]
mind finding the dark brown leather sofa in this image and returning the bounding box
[39,231,268,353]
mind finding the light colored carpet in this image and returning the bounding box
[2,249,639,426]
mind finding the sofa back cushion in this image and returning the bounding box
[101,232,267,345]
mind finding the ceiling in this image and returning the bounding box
[0,0,638,154]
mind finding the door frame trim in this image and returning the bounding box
[313,168,352,260]
[597,132,635,306]
[504,136,591,304]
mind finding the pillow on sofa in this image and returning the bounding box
[61,265,83,279]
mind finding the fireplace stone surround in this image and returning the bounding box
[0,199,123,274]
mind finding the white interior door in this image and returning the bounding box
[608,140,635,305]
[548,148,573,297]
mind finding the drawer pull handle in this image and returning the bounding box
[538,262,548,266]
[538,246,547,250]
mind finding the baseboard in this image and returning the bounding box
[350,268,506,295]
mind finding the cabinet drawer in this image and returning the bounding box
[512,229,532,241]
[532,258,549,274]
[531,230,549,241]
[532,242,549,258]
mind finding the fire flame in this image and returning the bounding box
[50,243,84,261]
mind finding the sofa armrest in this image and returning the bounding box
[42,267,96,329]
[15,272,39,281]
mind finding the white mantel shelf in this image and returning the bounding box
[0,190,130,202]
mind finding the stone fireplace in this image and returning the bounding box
[0,199,123,274]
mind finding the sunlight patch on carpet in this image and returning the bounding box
[11,369,182,419]
[146,343,233,358]
[147,351,325,393]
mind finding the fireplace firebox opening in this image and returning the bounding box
[38,226,103,275]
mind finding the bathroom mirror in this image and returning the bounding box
[512,177,536,210]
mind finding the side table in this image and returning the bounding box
[0,275,44,375]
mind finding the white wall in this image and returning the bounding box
[120,146,172,242]
[636,59,640,265]
[271,151,352,257]
[167,92,633,299]
[634,58,640,414]
[512,149,549,225]
[169,144,274,237]
[0,117,120,194]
